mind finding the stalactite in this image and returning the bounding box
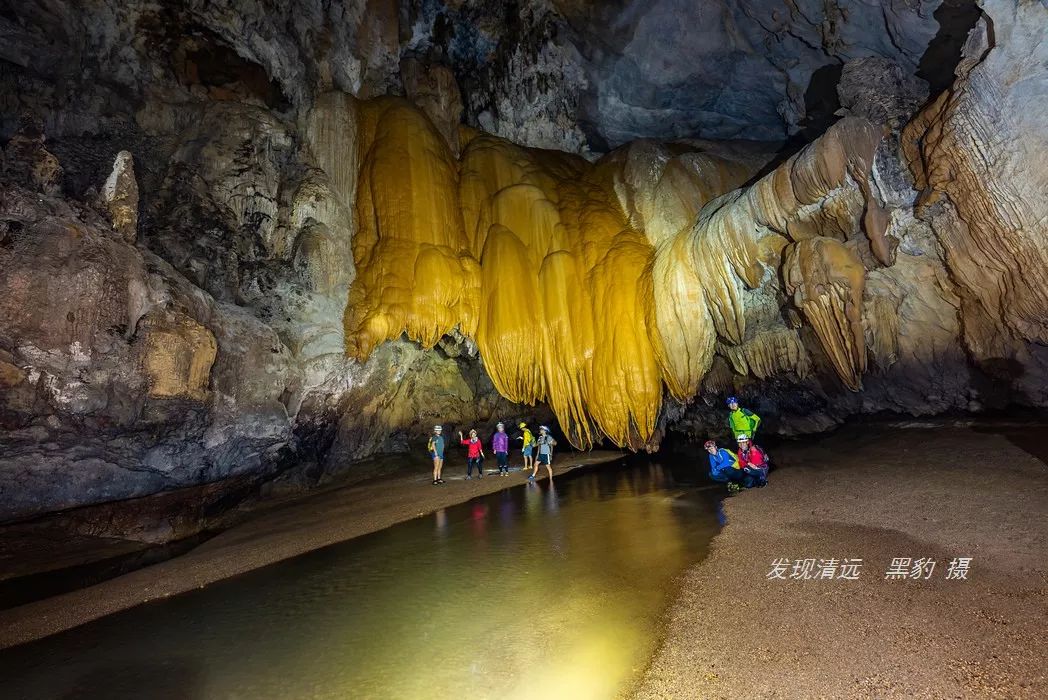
[344,97,479,360]
[341,98,889,446]
[647,118,885,400]
[783,238,868,390]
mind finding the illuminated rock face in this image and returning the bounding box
[341,92,904,448]
[903,5,1048,402]
[2,0,1047,523]
[338,0,1048,446]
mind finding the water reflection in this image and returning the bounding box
[546,479,560,513]
[0,458,721,700]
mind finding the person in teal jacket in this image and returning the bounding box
[726,396,761,439]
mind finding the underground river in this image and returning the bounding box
[0,458,722,699]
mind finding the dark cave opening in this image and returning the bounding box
[171,32,291,112]
[798,62,845,144]
[918,0,984,95]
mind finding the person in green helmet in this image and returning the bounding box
[726,396,761,439]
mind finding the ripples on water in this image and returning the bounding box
[0,457,722,699]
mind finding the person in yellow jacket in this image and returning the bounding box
[515,422,535,473]
[726,396,761,439]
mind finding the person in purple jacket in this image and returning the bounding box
[492,422,511,476]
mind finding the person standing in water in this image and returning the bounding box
[428,425,445,485]
[726,396,761,440]
[516,422,535,473]
[492,422,510,476]
[459,429,486,479]
[532,425,557,481]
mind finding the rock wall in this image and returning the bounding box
[903,2,1048,403]
[0,90,539,522]
[1,0,1046,522]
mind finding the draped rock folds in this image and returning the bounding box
[346,97,479,359]
[342,93,891,448]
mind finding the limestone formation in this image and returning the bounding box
[2,0,1048,525]
[903,2,1048,402]
[783,238,867,391]
[400,57,464,155]
[1,113,62,194]
[101,150,139,243]
[136,310,217,400]
[341,102,897,447]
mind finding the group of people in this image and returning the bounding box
[427,422,557,485]
[424,396,768,493]
[705,396,770,493]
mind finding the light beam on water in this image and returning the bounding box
[0,458,722,699]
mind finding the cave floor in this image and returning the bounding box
[0,450,624,649]
[637,422,1048,699]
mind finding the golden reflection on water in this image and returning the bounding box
[0,462,718,700]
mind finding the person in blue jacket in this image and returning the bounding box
[705,439,748,492]
[705,439,738,480]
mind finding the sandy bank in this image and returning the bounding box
[637,424,1048,699]
[0,450,623,649]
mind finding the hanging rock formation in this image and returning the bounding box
[337,90,947,448]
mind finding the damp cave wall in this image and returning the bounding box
[0,0,1046,521]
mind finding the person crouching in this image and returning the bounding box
[735,434,768,487]
[705,440,745,492]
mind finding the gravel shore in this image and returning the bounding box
[0,451,622,649]
[636,423,1048,699]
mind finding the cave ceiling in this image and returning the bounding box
[0,0,970,153]
[405,0,953,149]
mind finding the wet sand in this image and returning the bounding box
[0,451,622,649]
[637,424,1048,699]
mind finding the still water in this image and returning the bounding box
[1,458,722,699]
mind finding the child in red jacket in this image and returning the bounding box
[459,429,486,479]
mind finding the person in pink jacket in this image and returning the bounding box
[491,422,510,476]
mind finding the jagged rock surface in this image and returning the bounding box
[402,0,949,149]
[904,2,1048,403]
[1,0,1046,523]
